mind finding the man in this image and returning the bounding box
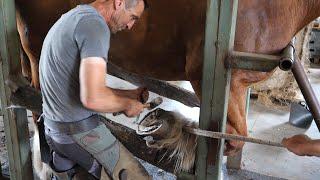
[282,135,320,157]
[39,0,150,179]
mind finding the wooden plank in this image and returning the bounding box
[0,93,2,116]
[0,0,34,179]
[196,0,238,179]
[0,64,3,178]
[195,0,220,178]
[108,63,200,107]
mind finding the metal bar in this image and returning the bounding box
[0,0,34,179]
[196,0,238,179]
[228,51,280,72]
[279,41,295,71]
[187,128,283,147]
[292,59,320,131]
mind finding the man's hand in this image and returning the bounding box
[111,87,149,103]
[123,99,144,117]
[135,87,149,103]
[282,134,313,156]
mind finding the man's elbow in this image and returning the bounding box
[80,96,100,111]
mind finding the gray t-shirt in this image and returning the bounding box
[40,5,110,127]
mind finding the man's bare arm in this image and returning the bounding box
[282,134,320,157]
[79,57,144,117]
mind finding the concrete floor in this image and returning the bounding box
[105,68,320,180]
[240,68,320,180]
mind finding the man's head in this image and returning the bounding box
[106,0,146,33]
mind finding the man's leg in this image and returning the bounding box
[71,123,150,180]
[45,135,102,179]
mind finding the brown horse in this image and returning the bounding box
[15,0,320,158]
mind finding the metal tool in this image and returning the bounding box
[113,97,163,116]
[185,127,283,147]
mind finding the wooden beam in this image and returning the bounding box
[0,0,34,179]
[9,76,198,115]
[107,63,200,107]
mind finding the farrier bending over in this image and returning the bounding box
[39,0,150,179]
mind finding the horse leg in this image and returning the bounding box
[16,10,40,90]
[185,35,246,155]
[224,72,248,155]
[20,44,32,81]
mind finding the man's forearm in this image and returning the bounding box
[82,87,134,113]
[110,88,138,100]
[306,140,320,157]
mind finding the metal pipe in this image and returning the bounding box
[292,59,320,131]
[186,127,283,147]
[228,51,280,72]
[280,42,295,71]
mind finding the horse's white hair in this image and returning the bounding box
[139,109,198,173]
[32,122,55,180]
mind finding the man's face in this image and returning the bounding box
[109,0,144,33]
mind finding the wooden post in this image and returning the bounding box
[0,0,34,179]
[0,99,2,116]
[196,0,238,179]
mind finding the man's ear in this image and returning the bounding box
[114,0,125,10]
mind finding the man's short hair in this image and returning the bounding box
[125,0,149,10]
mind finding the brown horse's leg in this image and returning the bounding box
[16,10,40,90]
[224,73,248,155]
[224,69,275,155]
[20,45,32,81]
[189,75,248,156]
[186,35,247,155]
[190,80,201,99]
[29,60,40,89]
[17,10,41,126]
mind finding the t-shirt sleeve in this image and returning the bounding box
[74,17,110,62]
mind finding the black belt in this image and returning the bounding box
[44,114,102,135]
